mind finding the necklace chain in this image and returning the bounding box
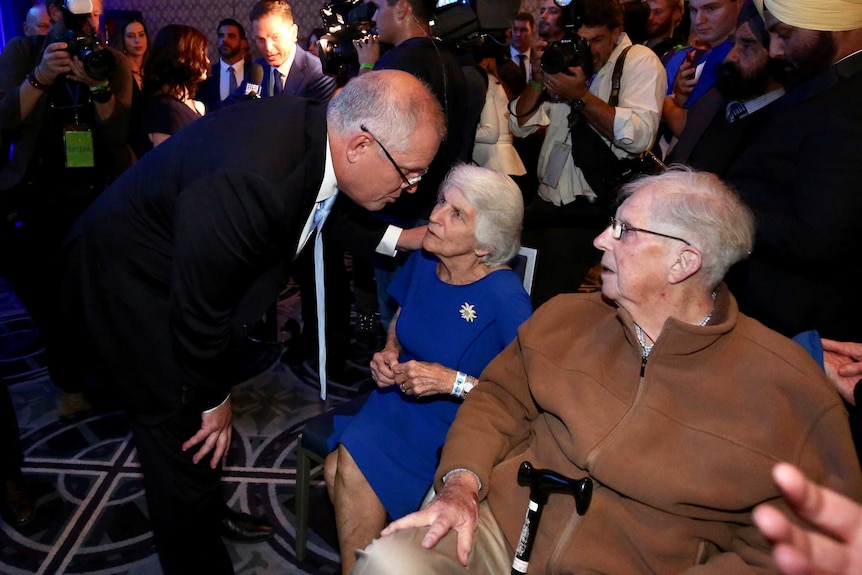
[635,291,717,358]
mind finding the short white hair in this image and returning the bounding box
[439,164,523,267]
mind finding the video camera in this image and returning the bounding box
[540,0,593,78]
[315,0,520,78]
[316,0,377,78]
[52,0,116,81]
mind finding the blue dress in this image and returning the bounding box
[327,250,532,519]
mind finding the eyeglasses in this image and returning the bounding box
[609,216,691,246]
[360,124,428,189]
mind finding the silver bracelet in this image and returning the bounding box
[442,468,482,492]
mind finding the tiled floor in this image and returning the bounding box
[0,279,353,575]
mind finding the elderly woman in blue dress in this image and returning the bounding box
[324,164,532,574]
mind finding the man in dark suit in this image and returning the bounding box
[198,18,251,106]
[668,0,784,173]
[58,70,444,575]
[246,0,335,102]
[724,0,862,342]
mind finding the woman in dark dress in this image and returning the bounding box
[140,24,209,153]
[110,15,150,160]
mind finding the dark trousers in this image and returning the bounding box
[522,197,608,308]
[0,382,24,483]
[0,184,95,393]
[129,412,233,575]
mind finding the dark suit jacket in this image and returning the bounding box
[246,47,335,103]
[725,51,862,341]
[197,58,251,105]
[62,97,331,424]
[667,87,770,175]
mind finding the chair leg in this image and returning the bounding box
[295,445,313,561]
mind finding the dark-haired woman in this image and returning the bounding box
[111,16,149,159]
[140,24,209,154]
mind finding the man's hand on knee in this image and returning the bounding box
[381,474,480,566]
[181,395,233,468]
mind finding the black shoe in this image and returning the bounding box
[2,479,36,528]
[220,508,275,543]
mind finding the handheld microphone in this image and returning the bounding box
[245,63,264,98]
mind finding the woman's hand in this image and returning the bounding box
[393,361,455,397]
[370,345,400,387]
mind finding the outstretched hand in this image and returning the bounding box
[381,472,480,566]
[181,396,233,469]
[821,338,862,405]
[753,462,862,575]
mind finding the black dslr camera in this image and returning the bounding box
[316,0,378,78]
[540,0,593,78]
[53,0,116,81]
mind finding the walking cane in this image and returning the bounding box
[511,461,593,575]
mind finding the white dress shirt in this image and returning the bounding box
[510,34,667,206]
[219,59,245,101]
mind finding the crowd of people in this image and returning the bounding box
[1,0,861,573]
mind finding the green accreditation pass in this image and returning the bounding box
[63,125,95,168]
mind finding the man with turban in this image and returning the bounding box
[668,0,785,173]
[723,0,862,455]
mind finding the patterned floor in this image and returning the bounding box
[0,279,357,575]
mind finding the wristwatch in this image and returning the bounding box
[570,98,586,112]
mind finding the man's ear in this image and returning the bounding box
[395,0,409,19]
[345,132,372,165]
[668,247,702,284]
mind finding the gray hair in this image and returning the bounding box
[326,70,446,153]
[619,166,755,289]
[440,164,523,267]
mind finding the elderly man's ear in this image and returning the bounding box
[668,248,702,284]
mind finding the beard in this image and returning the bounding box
[715,60,770,100]
[772,32,836,89]
[219,43,241,60]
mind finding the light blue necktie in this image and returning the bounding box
[726,101,748,123]
[312,194,337,399]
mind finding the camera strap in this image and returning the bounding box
[567,45,634,205]
[607,45,632,108]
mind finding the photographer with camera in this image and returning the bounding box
[0,0,132,419]
[510,0,666,307]
[350,0,472,331]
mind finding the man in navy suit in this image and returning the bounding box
[724,0,862,342]
[199,18,251,105]
[59,70,444,575]
[248,0,335,102]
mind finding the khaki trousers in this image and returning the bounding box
[352,501,514,574]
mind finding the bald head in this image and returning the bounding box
[327,69,445,152]
[24,4,51,36]
[327,70,446,211]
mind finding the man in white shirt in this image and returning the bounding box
[509,12,535,82]
[511,0,666,306]
[199,18,249,105]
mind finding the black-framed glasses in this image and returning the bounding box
[609,216,691,246]
[360,124,428,189]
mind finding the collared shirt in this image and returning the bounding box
[296,134,338,256]
[272,48,297,94]
[510,45,532,82]
[510,33,667,206]
[725,88,785,122]
[219,58,245,100]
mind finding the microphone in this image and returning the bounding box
[245,63,264,98]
